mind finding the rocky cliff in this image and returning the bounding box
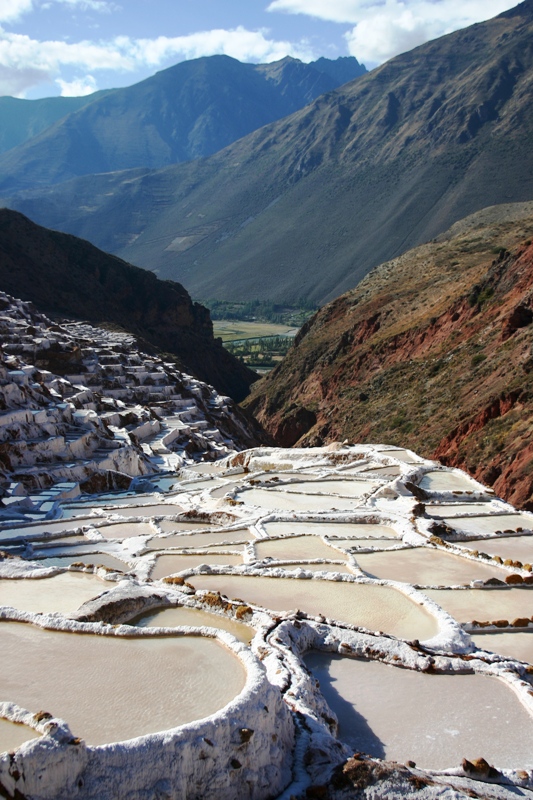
[244,203,533,509]
[0,208,257,401]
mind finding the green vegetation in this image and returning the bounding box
[204,298,317,326]
[224,335,293,370]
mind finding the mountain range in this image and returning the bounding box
[0,55,365,192]
[2,0,532,305]
[244,201,533,509]
[0,208,257,402]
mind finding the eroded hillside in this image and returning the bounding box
[245,203,533,509]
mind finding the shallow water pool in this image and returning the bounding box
[472,631,533,664]
[0,718,39,753]
[150,553,243,580]
[255,536,347,563]
[444,515,533,536]
[134,606,253,643]
[0,572,107,614]
[0,621,246,745]
[236,488,366,513]
[305,653,533,769]
[191,574,439,640]
[356,547,506,586]
[425,587,533,624]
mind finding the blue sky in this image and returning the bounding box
[0,0,521,98]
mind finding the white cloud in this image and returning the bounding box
[268,0,521,63]
[0,25,316,96]
[0,0,33,24]
[56,72,96,95]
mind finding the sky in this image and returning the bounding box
[0,0,522,99]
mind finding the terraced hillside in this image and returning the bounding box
[244,203,533,510]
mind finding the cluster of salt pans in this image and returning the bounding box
[2,443,533,798]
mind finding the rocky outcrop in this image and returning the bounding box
[0,209,257,401]
[244,206,533,509]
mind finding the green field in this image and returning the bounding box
[213,320,297,342]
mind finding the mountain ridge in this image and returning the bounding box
[3,0,532,305]
[0,54,365,193]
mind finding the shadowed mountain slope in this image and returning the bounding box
[2,1,532,305]
[244,202,533,509]
[0,92,110,155]
[0,209,258,401]
[0,55,365,192]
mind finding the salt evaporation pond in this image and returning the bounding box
[0,621,246,745]
[0,519,93,541]
[427,503,498,517]
[0,718,39,753]
[425,587,533,623]
[263,521,399,539]
[97,522,155,539]
[305,653,533,769]
[282,480,379,498]
[255,536,348,562]
[134,606,254,643]
[235,488,365,512]
[458,535,533,563]
[0,572,107,613]
[445,514,533,535]
[356,547,506,586]
[150,553,243,579]
[191,574,438,640]
[35,553,129,572]
[146,529,252,550]
[420,471,483,492]
[157,519,218,534]
[359,465,402,477]
[472,632,533,663]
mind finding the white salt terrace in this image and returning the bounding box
[305,653,533,770]
[355,546,507,586]
[134,606,254,644]
[5,434,533,794]
[191,574,439,640]
[0,572,107,614]
[0,621,246,746]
